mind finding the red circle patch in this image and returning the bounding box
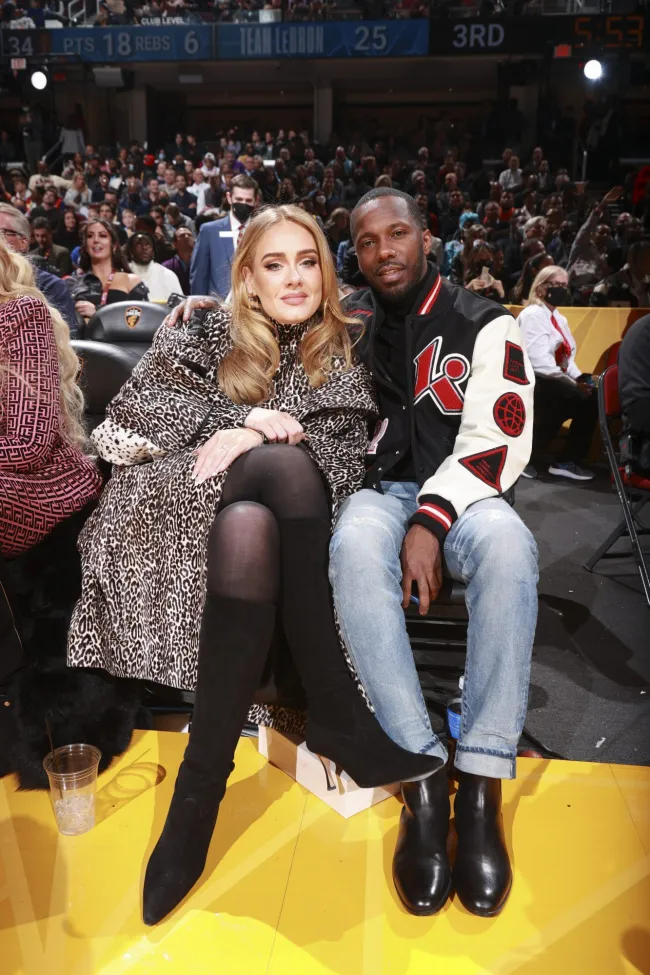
[445,358,467,380]
[493,392,526,438]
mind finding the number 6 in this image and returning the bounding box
[184,31,199,55]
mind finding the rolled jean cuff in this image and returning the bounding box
[454,743,516,780]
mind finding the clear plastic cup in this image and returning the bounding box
[42,744,102,836]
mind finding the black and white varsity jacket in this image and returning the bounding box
[344,271,535,543]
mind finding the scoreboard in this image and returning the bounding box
[0,14,645,63]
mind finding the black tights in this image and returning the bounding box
[204,444,351,718]
[206,443,329,602]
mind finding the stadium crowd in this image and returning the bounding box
[0,118,648,314]
[0,0,454,28]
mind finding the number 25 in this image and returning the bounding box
[354,25,387,53]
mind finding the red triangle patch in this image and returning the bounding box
[459,446,508,492]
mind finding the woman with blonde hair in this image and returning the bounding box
[68,204,441,924]
[518,263,597,481]
[0,237,102,557]
[62,171,91,214]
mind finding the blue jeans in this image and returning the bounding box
[329,483,539,779]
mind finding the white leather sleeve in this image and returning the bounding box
[417,314,535,521]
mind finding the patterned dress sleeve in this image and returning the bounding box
[297,359,377,513]
[92,308,251,465]
[0,296,59,473]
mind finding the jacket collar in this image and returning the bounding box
[346,264,443,324]
[416,269,443,315]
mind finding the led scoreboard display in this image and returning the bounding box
[572,15,644,49]
[0,14,645,62]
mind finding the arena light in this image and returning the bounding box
[583,59,603,81]
[30,70,48,90]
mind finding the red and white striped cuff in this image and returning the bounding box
[408,494,457,543]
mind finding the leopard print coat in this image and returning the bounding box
[67,308,377,733]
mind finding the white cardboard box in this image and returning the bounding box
[258,726,399,819]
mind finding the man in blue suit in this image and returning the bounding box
[189,174,259,298]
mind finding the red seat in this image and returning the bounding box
[618,468,650,493]
[584,364,650,606]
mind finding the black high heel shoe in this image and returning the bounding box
[306,701,444,789]
[278,518,445,788]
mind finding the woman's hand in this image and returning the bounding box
[192,428,263,483]
[244,407,306,445]
[164,296,219,328]
[75,300,97,319]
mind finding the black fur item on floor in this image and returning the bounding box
[8,666,151,790]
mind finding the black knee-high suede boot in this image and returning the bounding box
[142,594,275,926]
[279,519,443,788]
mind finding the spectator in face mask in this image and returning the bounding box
[518,265,598,482]
[189,174,259,298]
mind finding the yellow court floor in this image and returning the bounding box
[0,729,648,975]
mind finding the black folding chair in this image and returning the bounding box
[584,364,650,606]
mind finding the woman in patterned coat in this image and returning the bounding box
[67,205,441,925]
[0,239,102,557]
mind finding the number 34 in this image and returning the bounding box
[354,25,387,53]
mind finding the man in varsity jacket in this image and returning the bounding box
[330,188,538,918]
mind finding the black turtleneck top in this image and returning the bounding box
[373,262,437,481]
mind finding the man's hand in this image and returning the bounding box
[192,428,263,483]
[400,525,443,616]
[164,295,219,328]
[244,407,305,445]
[576,380,594,399]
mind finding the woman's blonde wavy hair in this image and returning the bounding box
[219,204,359,405]
[0,236,87,447]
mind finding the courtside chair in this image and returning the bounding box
[82,300,167,359]
[584,364,650,607]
